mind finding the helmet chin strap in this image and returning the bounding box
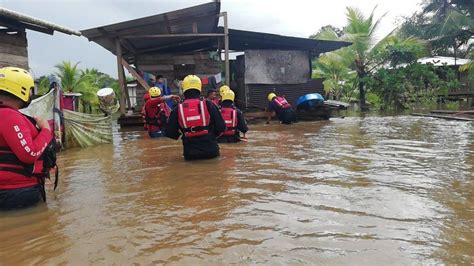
[21,100,31,109]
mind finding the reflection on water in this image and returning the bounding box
[0,116,472,264]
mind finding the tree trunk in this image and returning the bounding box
[358,75,368,111]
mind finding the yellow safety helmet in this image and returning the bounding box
[221,90,235,102]
[219,85,230,96]
[267,92,276,102]
[0,67,34,103]
[182,75,202,93]
[149,87,161,98]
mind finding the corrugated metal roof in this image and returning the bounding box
[81,2,221,58]
[81,2,351,61]
[0,7,80,36]
[222,28,352,56]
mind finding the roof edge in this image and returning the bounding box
[0,7,81,36]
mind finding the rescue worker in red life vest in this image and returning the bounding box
[0,67,53,210]
[144,87,180,138]
[165,75,226,160]
[217,90,248,143]
[266,92,297,125]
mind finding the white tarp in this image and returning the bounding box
[20,88,113,149]
[20,89,62,146]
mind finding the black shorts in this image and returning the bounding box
[0,185,42,211]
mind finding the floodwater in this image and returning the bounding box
[0,116,473,264]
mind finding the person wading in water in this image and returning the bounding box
[0,67,55,210]
[165,75,225,160]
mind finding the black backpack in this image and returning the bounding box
[40,138,59,190]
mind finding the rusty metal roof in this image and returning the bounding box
[81,2,221,58]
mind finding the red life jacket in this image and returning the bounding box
[220,106,237,136]
[0,147,35,177]
[145,102,170,127]
[274,96,291,109]
[178,98,211,138]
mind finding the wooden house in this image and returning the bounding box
[81,1,350,121]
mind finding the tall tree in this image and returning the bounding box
[310,25,344,40]
[55,61,88,93]
[311,27,355,100]
[344,6,384,111]
[399,0,474,57]
[55,61,99,112]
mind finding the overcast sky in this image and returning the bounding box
[2,0,424,78]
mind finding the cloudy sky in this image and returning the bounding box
[2,0,424,78]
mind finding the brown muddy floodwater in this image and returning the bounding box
[0,116,473,264]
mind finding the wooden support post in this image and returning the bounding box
[121,58,150,90]
[121,69,132,109]
[223,12,230,85]
[115,38,127,115]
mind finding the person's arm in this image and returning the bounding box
[3,114,52,164]
[160,94,180,103]
[266,102,274,124]
[164,108,181,140]
[207,100,226,136]
[237,110,248,133]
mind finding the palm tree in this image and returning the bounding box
[312,26,355,100]
[55,61,99,112]
[36,76,50,95]
[343,6,384,111]
[55,61,88,93]
[400,0,473,57]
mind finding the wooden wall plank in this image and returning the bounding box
[0,43,28,57]
[0,53,28,69]
[139,65,174,72]
[0,30,27,47]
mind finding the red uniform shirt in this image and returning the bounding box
[0,108,52,189]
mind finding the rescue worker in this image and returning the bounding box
[266,92,297,125]
[219,85,230,98]
[143,87,180,138]
[0,67,53,210]
[217,90,248,143]
[207,88,220,106]
[165,75,226,160]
